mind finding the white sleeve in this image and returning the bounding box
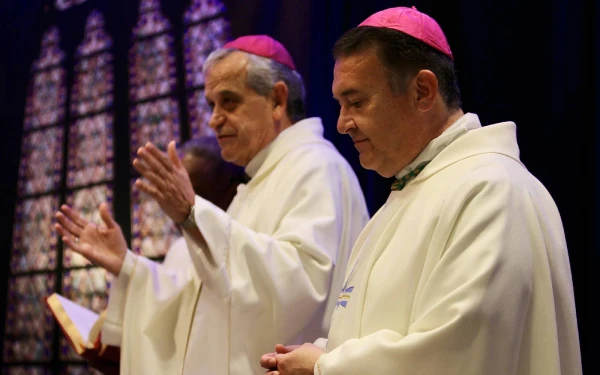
[183,158,362,341]
[101,250,137,346]
[101,238,198,346]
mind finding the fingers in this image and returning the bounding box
[55,212,83,238]
[133,157,166,189]
[260,353,277,369]
[167,141,182,168]
[275,344,297,354]
[57,224,86,255]
[142,142,174,172]
[98,203,117,229]
[60,205,89,229]
[135,178,166,201]
[132,157,150,175]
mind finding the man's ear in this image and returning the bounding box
[414,70,438,112]
[271,81,289,122]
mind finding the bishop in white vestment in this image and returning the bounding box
[105,36,370,375]
[261,7,581,375]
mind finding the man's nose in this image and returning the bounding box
[337,109,355,134]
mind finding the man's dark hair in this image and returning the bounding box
[333,26,462,110]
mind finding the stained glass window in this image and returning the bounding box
[24,27,66,130]
[129,35,177,102]
[131,180,180,258]
[61,268,112,313]
[183,0,229,137]
[67,114,114,188]
[11,195,59,273]
[183,18,229,88]
[2,274,55,363]
[188,90,213,137]
[33,28,65,70]
[127,0,182,261]
[71,53,113,117]
[71,11,113,118]
[183,0,226,24]
[55,0,89,11]
[130,98,180,157]
[133,0,171,37]
[18,126,64,196]
[70,52,112,115]
[63,185,113,267]
[129,0,176,102]
[76,11,112,57]
[5,2,237,371]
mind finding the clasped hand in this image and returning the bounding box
[260,343,325,375]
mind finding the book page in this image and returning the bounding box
[52,294,99,343]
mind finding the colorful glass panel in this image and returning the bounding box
[67,114,114,188]
[55,0,89,11]
[183,0,226,24]
[130,98,180,158]
[71,53,114,117]
[129,34,177,101]
[2,274,55,362]
[188,90,213,137]
[11,195,59,273]
[63,185,113,267]
[33,27,65,70]
[131,179,180,257]
[183,17,229,88]
[61,267,112,314]
[76,10,112,56]
[132,0,171,38]
[18,126,64,196]
[24,67,66,130]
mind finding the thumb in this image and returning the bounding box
[168,140,182,168]
[99,203,117,229]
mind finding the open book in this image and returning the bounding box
[46,293,120,365]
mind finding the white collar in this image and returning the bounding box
[395,113,481,179]
[245,117,325,179]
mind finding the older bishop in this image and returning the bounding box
[59,35,369,375]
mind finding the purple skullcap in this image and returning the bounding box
[359,6,453,59]
[223,35,296,69]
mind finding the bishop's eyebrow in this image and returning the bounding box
[333,88,360,100]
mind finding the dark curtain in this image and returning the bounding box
[0,0,597,372]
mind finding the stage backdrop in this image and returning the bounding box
[0,0,597,374]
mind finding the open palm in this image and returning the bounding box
[55,203,128,276]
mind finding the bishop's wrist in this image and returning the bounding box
[178,204,196,229]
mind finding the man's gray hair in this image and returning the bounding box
[203,49,307,123]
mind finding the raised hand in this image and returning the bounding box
[55,203,128,276]
[133,141,196,224]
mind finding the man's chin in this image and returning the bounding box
[359,156,392,177]
[221,151,248,167]
[358,153,374,170]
